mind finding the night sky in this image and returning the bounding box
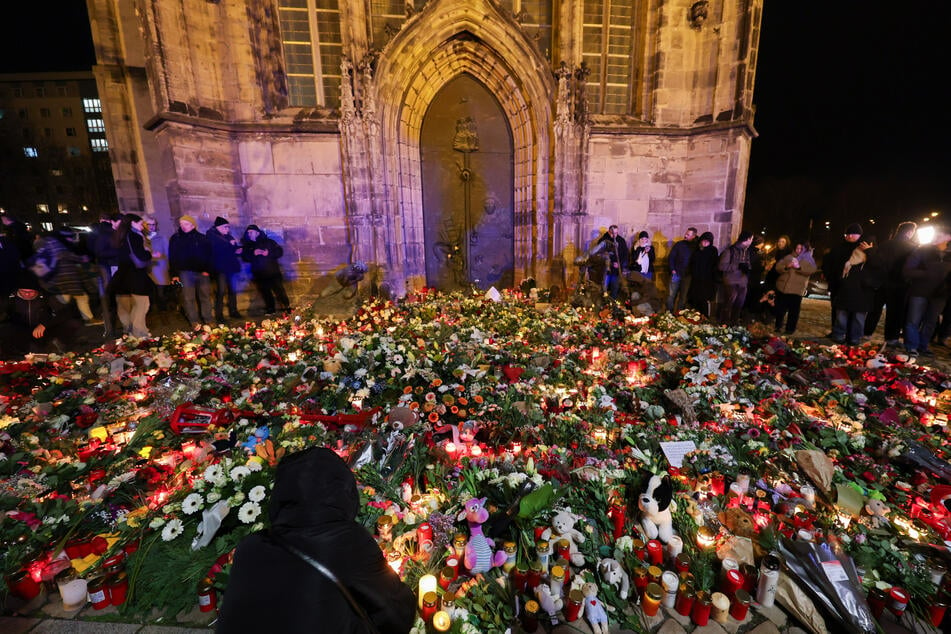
[2,2,949,245]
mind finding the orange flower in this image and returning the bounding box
[409,402,420,410]
[450,406,459,414]
[457,397,468,406]
[432,378,443,387]
[428,412,440,423]
[403,386,413,394]
[457,409,467,417]
[423,402,435,412]
[473,395,484,404]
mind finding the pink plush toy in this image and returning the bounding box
[457,497,508,573]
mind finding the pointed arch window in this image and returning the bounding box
[499,0,553,61]
[277,0,342,109]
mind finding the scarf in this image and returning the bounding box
[842,247,866,278]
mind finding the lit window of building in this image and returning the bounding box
[58,204,69,214]
[277,0,342,109]
[90,137,109,152]
[37,204,49,214]
[582,0,635,114]
[41,222,53,232]
[86,118,105,132]
[23,147,38,158]
[82,98,102,113]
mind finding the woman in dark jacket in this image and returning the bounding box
[217,448,416,634]
[241,224,290,315]
[687,232,719,317]
[629,231,656,279]
[110,214,153,338]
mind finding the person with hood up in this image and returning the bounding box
[0,270,80,359]
[241,224,290,315]
[687,231,718,317]
[217,447,416,633]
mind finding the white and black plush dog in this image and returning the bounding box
[639,473,676,544]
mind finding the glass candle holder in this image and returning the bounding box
[692,591,712,626]
[432,610,452,632]
[642,582,663,617]
[730,589,751,621]
[418,575,437,609]
[564,589,584,622]
[57,575,87,610]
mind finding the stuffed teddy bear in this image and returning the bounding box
[582,581,609,634]
[639,473,677,543]
[864,498,890,529]
[597,558,630,600]
[541,510,586,566]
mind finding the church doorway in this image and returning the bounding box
[420,74,514,290]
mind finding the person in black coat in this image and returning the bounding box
[0,271,80,359]
[217,447,416,634]
[241,224,290,315]
[830,235,882,346]
[109,214,153,338]
[821,222,867,331]
[169,215,214,329]
[666,227,697,312]
[594,225,629,299]
[630,231,656,280]
[865,222,917,342]
[687,232,718,317]
[207,216,243,322]
[90,213,122,338]
[902,225,951,355]
[0,229,22,300]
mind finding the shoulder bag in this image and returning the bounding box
[272,534,380,634]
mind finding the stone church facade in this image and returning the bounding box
[87,0,762,297]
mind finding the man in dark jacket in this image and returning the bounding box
[594,225,629,299]
[241,224,290,315]
[217,447,416,634]
[666,227,697,312]
[902,225,951,356]
[822,222,867,331]
[717,230,754,325]
[0,271,80,359]
[207,216,243,322]
[865,221,917,343]
[169,215,214,329]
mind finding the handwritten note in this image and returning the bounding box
[659,440,697,468]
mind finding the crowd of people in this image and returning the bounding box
[0,213,291,359]
[593,220,951,355]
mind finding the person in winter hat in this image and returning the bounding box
[169,215,214,330]
[241,224,290,315]
[207,216,243,322]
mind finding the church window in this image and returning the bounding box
[370,0,405,47]
[278,0,342,109]
[498,0,553,61]
[582,0,635,114]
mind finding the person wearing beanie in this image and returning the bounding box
[821,222,870,333]
[207,216,243,322]
[169,215,214,330]
[241,224,290,315]
[687,231,718,317]
[630,230,656,280]
[717,230,754,325]
[0,270,81,359]
[666,227,698,312]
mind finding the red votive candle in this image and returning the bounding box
[564,589,584,622]
[720,569,744,598]
[692,591,712,626]
[730,589,751,621]
[646,540,664,566]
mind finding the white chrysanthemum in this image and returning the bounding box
[161,518,184,541]
[182,493,204,515]
[206,491,221,504]
[247,460,263,472]
[204,464,226,486]
[238,501,262,524]
[248,485,267,503]
[230,492,246,506]
[392,354,404,365]
[230,465,251,482]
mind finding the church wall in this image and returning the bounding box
[585,126,749,268]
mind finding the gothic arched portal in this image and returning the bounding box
[421,74,514,290]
